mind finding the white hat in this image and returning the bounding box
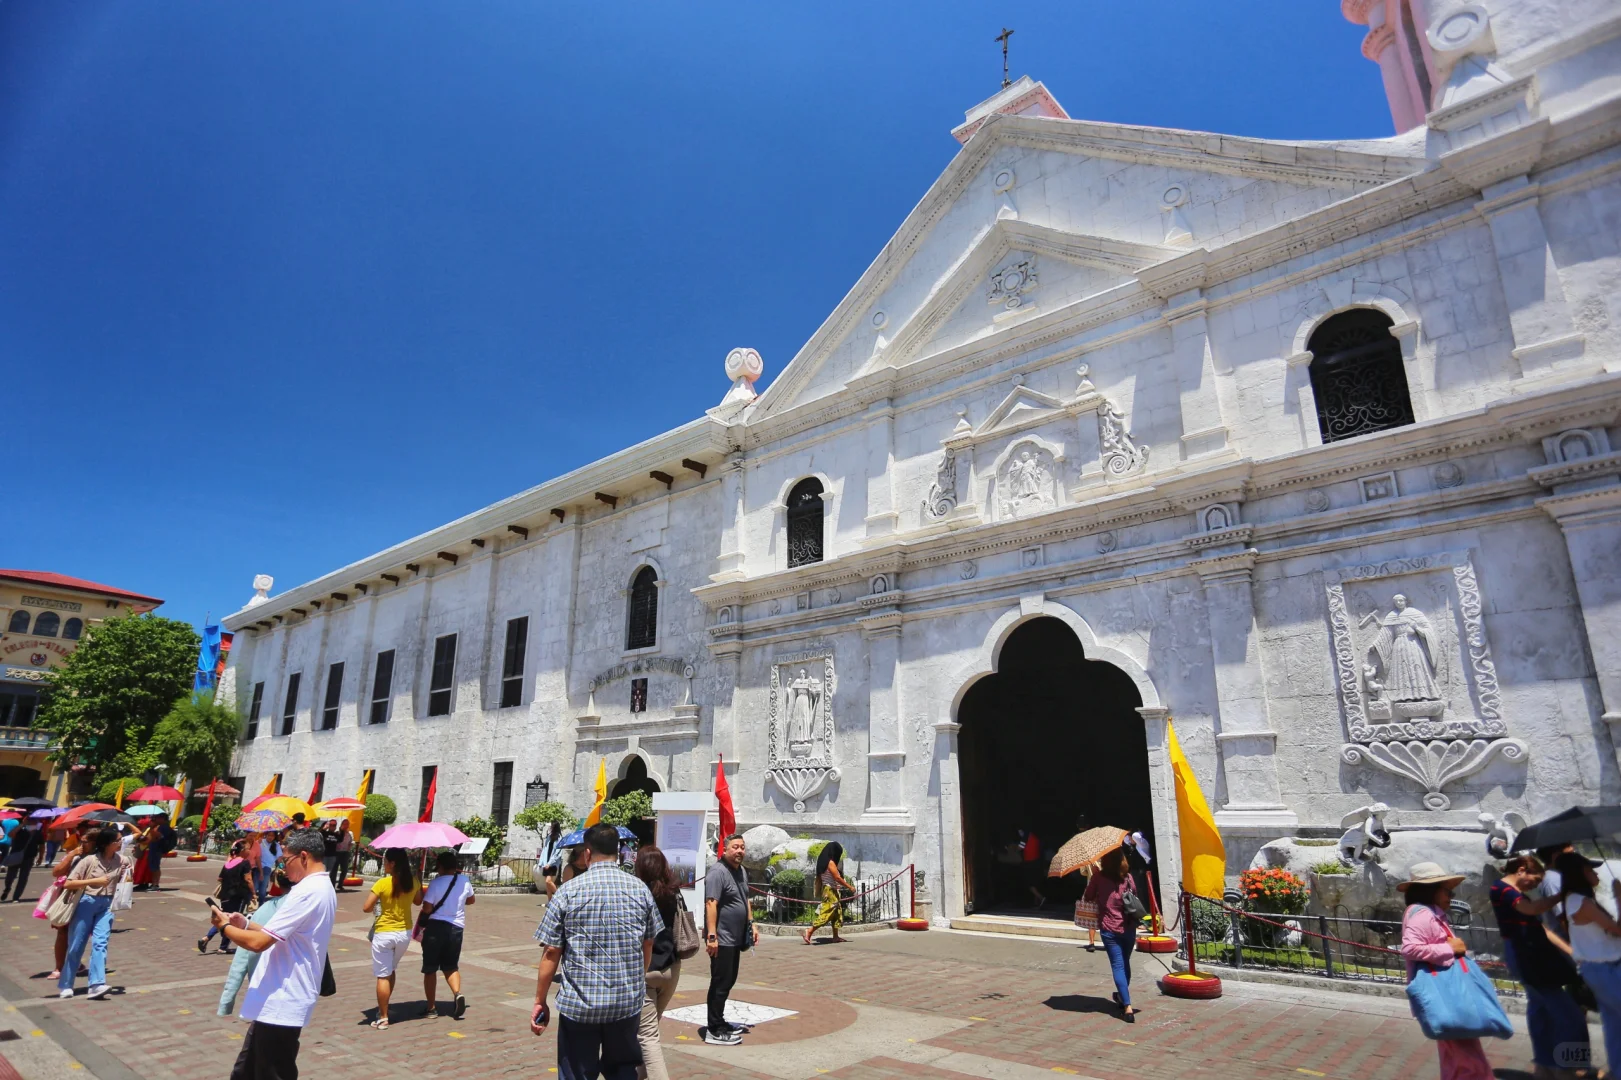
[1397,861,1465,891]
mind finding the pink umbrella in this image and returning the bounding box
[369,821,469,849]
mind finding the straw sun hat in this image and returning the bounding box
[1397,862,1466,891]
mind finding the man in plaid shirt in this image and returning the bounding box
[531,823,664,1079]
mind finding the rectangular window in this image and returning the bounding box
[630,677,648,714]
[281,673,301,736]
[428,634,457,716]
[321,662,344,731]
[369,650,395,725]
[246,682,265,739]
[491,761,514,827]
[310,772,325,804]
[500,617,528,709]
[419,764,437,820]
[0,688,39,727]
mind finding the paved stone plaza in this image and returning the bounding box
[0,861,1601,1080]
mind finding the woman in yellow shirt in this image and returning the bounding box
[362,848,422,1029]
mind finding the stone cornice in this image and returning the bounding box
[1528,452,1621,491]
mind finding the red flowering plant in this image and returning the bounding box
[1238,867,1309,915]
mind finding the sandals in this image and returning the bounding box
[370,1018,389,1030]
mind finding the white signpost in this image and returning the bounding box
[652,791,714,915]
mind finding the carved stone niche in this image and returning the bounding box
[1325,550,1525,810]
[766,645,840,812]
[987,437,1064,523]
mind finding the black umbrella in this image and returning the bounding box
[1510,806,1621,853]
[6,797,56,810]
[80,808,136,826]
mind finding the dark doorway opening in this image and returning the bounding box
[610,756,660,847]
[957,617,1155,917]
[0,764,47,800]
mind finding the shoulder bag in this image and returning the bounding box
[1120,878,1147,924]
[47,882,82,928]
[672,893,702,959]
[1406,956,1514,1041]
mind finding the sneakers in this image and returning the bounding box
[197,938,208,954]
[58,989,73,1000]
[452,994,467,1020]
[86,985,110,1001]
[700,1027,742,1046]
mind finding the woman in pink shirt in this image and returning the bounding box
[1399,863,1493,1080]
[1083,847,1140,1022]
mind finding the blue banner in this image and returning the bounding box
[195,623,223,691]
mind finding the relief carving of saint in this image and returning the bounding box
[997,447,1054,519]
[786,667,823,755]
[1361,594,1442,707]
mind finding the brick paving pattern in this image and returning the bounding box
[0,859,1559,1079]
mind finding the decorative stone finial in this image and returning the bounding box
[246,574,274,608]
[720,348,764,406]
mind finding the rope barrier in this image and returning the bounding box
[748,863,912,905]
[1199,896,1402,956]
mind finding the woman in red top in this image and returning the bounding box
[1083,847,1140,1021]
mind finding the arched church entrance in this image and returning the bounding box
[610,755,661,847]
[957,617,1155,915]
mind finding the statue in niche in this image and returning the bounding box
[786,667,824,755]
[996,445,1055,520]
[1361,594,1443,718]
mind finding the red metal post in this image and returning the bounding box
[1183,890,1199,976]
[909,864,916,920]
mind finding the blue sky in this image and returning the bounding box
[1,2,1389,631]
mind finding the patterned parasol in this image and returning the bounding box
[236,809,293,833]
[1047,826,1129,878]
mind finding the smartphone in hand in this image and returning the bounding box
[204,896,221,911]
[530,1001,549,1033]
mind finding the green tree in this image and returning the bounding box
[96,776,148,804]
[600,790,652,828]
[362,794,398,837]
[41,613,199,774]
[511,800,575,833]
[147,690,240,788]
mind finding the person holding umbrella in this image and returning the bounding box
[1083,845,1143,1022]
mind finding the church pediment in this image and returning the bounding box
[973,383,1069,439]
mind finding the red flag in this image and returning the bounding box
[307,776,321,804]
[198,778,218,851]
[714,755,734,856]
[419,770,437,823]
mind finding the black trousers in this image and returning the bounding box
[229,1021,301,1080]
[556,1013,641,1080]
[707,945,741,1033]
[2,861,31,902]
[329,852,350,887]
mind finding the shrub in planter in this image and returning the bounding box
[1238,868,1308,915]
[362,794,398,835]
[97,777,148,805]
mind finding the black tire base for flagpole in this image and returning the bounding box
[1158,971,1222,999]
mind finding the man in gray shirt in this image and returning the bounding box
[702,833,757,1046]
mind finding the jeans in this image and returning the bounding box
[1503,938,1591,1069]
[1100,926,1137,1007]
[254,866,271,901]
[1581,958,1621,1077]
[556,1013,641,1080]
[708,946,741,1033]
[59,894,114,991]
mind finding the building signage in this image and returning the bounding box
[3,667,48,682]
[20,596,82,612]
[2,640,70,666]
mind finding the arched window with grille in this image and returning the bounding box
[32,611,60,638]
[786,477,825,568]
[626,566,658,651]
[6,611,29,634]
[63,618,83,640]
[1308,309,1415,443]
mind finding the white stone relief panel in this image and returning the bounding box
[765,644,840,812]
[988,439,1062,521]
[1324,550,1523,810]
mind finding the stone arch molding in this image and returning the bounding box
[946,595,1161,721]
[1290,279,1421,363]
[611,747,668,794]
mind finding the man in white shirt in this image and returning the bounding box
[210,827,336,1080]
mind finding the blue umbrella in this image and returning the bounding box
[556,825,638,847]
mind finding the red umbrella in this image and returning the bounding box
[128,785,183,802]
[195,779,242,797]
[55,802,119,827]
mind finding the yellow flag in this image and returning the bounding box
[260,775,279,797]
[582,760,608,827]
[171,777,187,826]
[114,779,125,809]
[347,770,372,846]
[1167,719,1226,900]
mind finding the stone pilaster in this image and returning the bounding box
[859,602,909,824]
[1538,485,1621,768]
[1478,175,1587,379]
[711,453,747,582]
[1136,706,1182,902]
[932,718,964,920]
[1168,298,1229,459]
[863,400,899,539]
[1190,550,1296,834]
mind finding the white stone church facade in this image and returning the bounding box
[221,0,1621,915]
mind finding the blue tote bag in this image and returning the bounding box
[1405,957,1513,1041]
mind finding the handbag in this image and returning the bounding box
[47,885,81,928]
[1074,899,1100,931]
[1405,956,1514,1041]
[111,880,135,912]
[672,894,702,960]
[1121,882,1147,924]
